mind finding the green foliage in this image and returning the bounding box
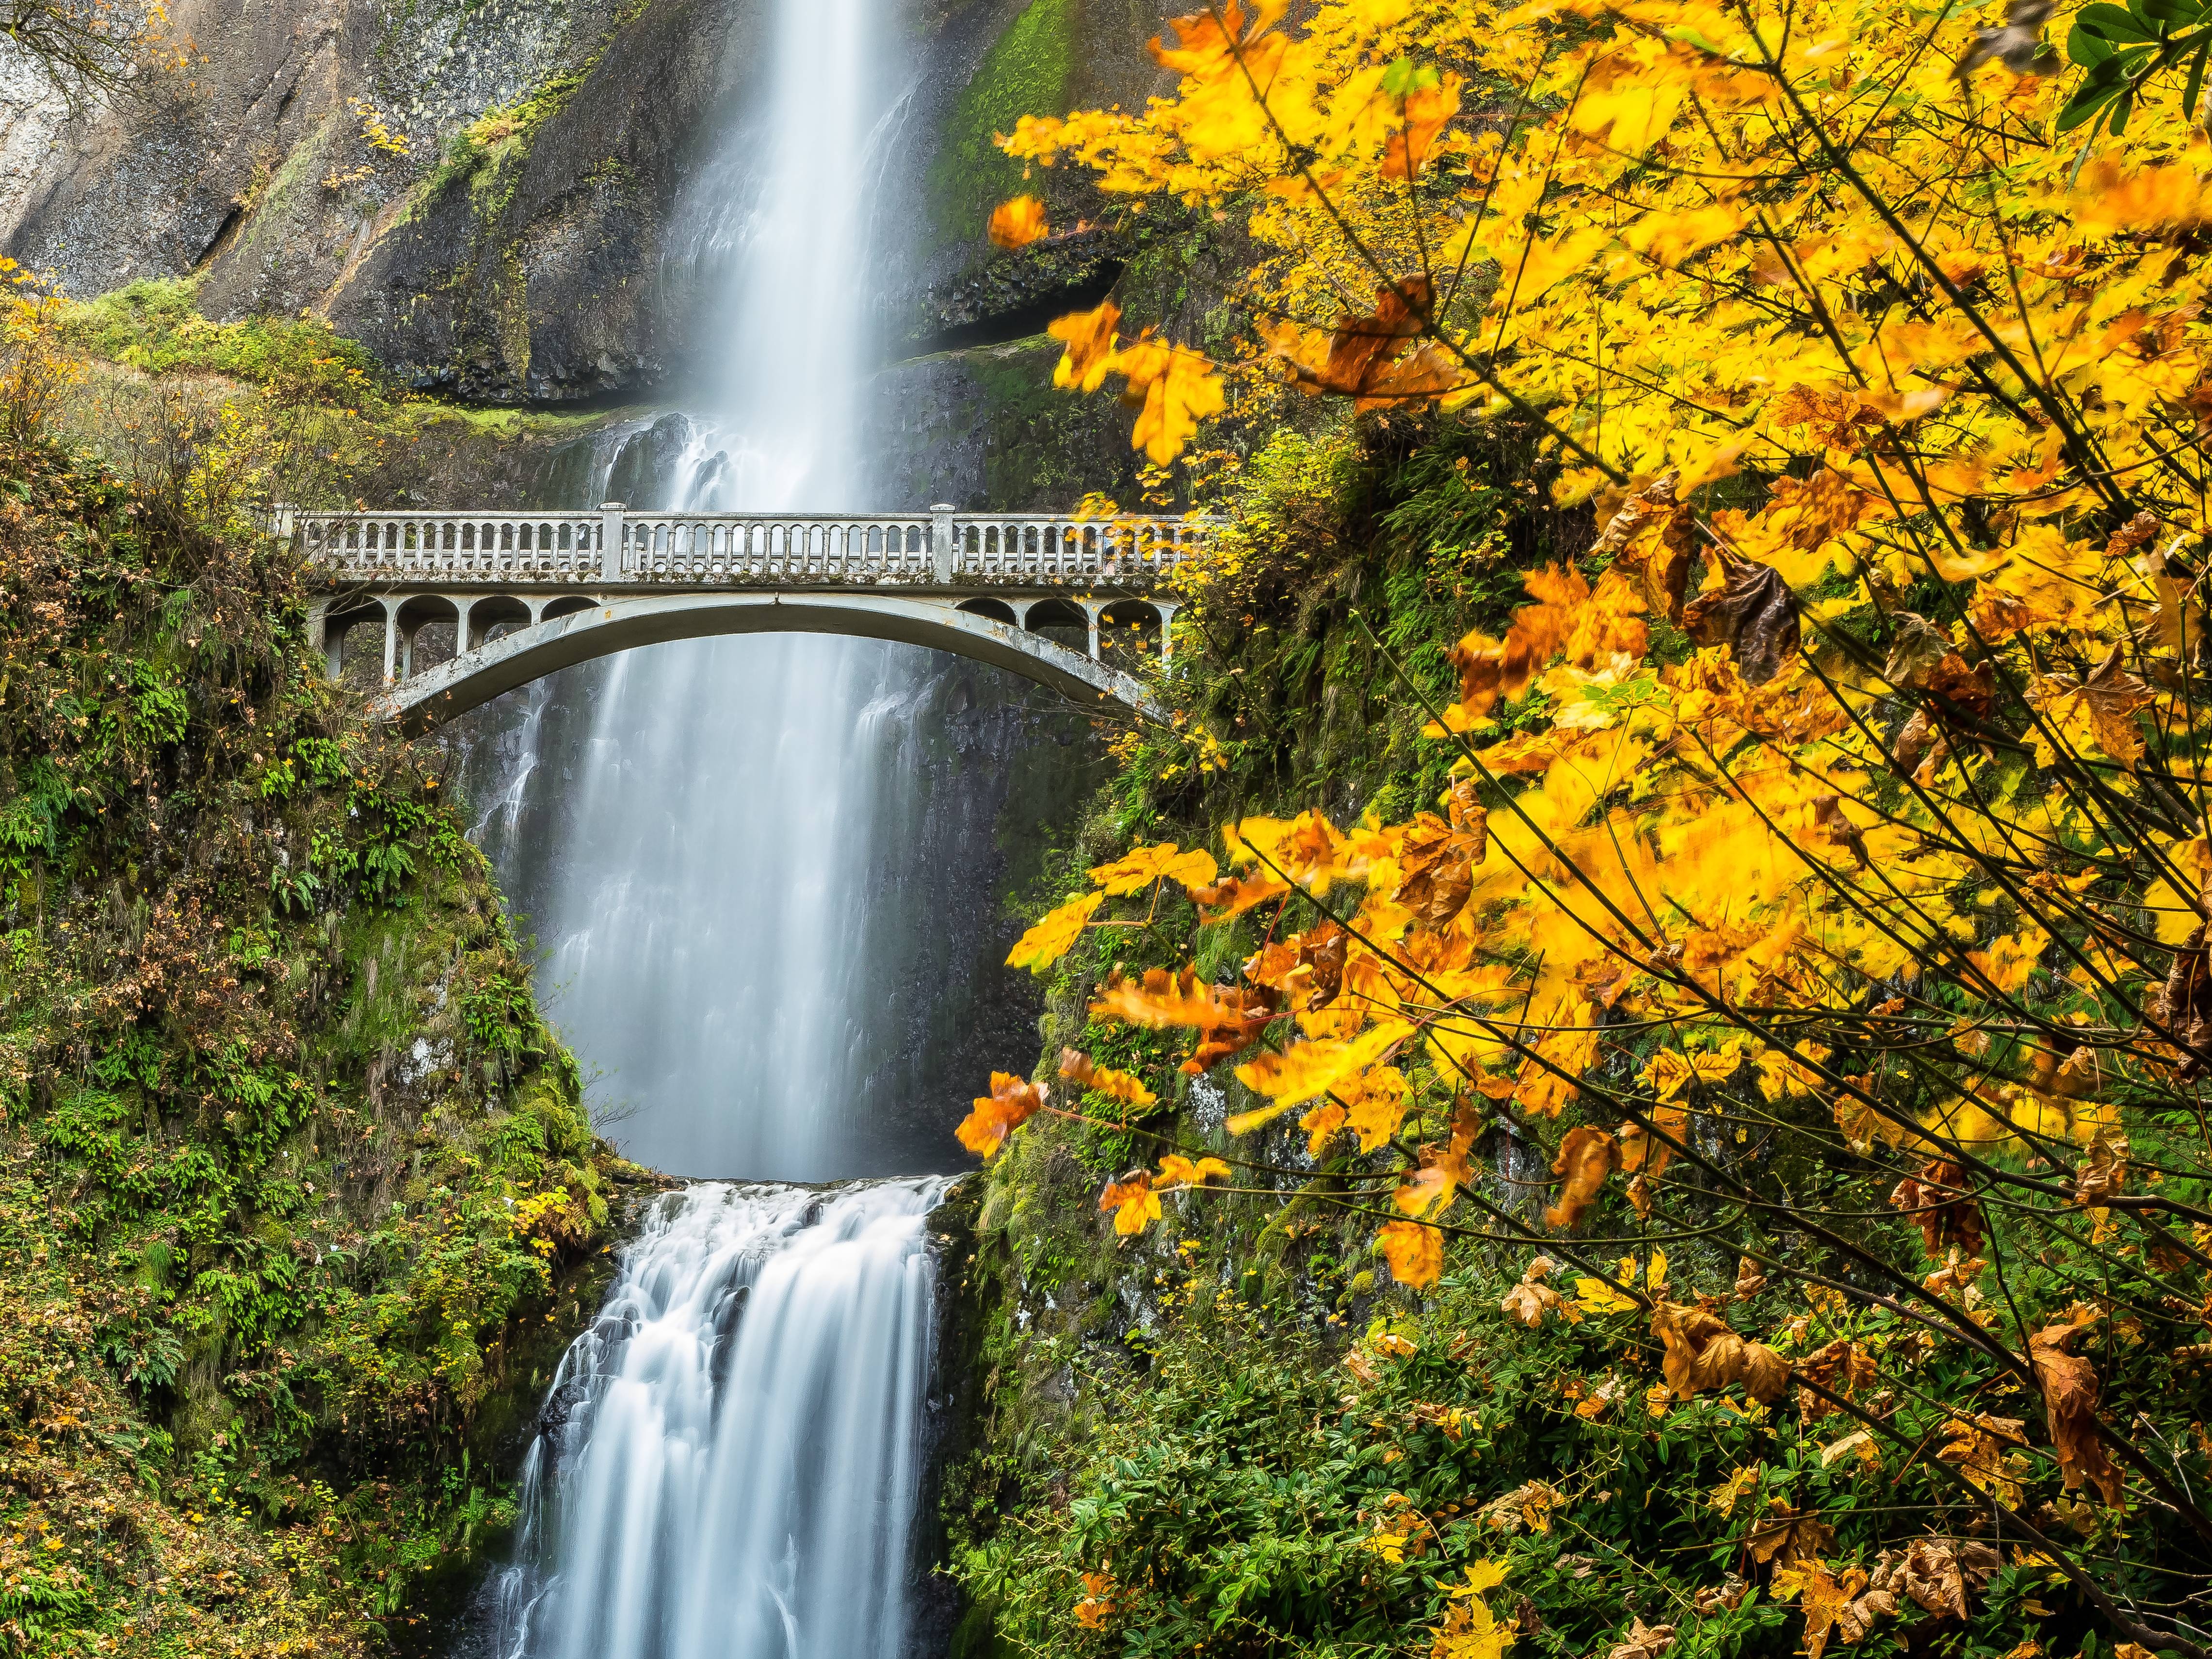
[55,279,390,410]
[0,427,623,1659]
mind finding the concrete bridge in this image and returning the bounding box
[292,504,1210,733]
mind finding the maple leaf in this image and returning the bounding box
[1935,1414,2030,1505]
[1089,841,1219,895]
[1099,1168,1164,1235]
[1795,1339,1881,1421]
[1091,965,1231,1028]
[1113,336,1226,463]
[1500,1254,1581,1327]
[1681,549,1801,684]
[1235,1023,1404,1106]
[1575,1250,1664,1315]
[1733,1255,1769,1300]
[1770,1559,1877,1659]
[1339,1065,1412,1151]
[1284,277,1431,404]
[1058,1047,1157,1111]
[1073,1569,1117,1630]
[1885,1538,2000,1621]
[1649,1301,1790,1403]
[2071,1129,2129,1204]
[1185,869,1292,918]
[1006,891,1102,973]
[956,1072,1048,1157]
[2031,643,2155,769]
[1745,1501,1836,1570]
[1710,1464,1761,1517]
[1393,813,1484,927]
[1293,919,1348,1010]
[1889,1159,1986,1256]
[1382,71,1462,180]
[1156,1152,1230,1189]
[988,195,1050,248]
[1050,301,1121,391]
[1377,1218,1443,1288]
[1479,1480,1562,1534]
[2027,1312,2125,1504]
[1544,1124,1617,1230]
[2148,919,2212,1077]
[1605,1619,1675,1659]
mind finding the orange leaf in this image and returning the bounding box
[1377,1219,1444,1288]
[1157,1152,1230,1188]
[1051,301,1122,391]
[988,195,1050,248]
[956,1072,1048,1157]
[1058,1047,1157,1110]
[1545,1124,1618,1230]
[1100,1169,1164,1234]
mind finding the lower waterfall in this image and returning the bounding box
[490,1180,951,1659]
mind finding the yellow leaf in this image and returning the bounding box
[1234,1023,1406,1105]
[1006,891,1102,973]
[1100,1171,1163,1235]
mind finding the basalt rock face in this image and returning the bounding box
[8,0,1195,502]
[3,0,759,401]
[319,0,761,401]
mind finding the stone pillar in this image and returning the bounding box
[1081,600,1105,660]
[307,599,330,678]
[379,600,399,684]
[931,504,956,584]
[599,502,626,583]
[1156,600,1180,663]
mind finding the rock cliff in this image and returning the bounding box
[7,0,1184,495]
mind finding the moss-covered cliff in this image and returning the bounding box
[0,423,645,1659]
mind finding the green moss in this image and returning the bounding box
[928,0,1078,251]
[56,278,388,408]
[0,427,640,1659]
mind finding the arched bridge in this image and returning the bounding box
[291,504,1211,734]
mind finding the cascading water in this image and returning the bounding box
[456,0,964,1182]
[490,1180,950,1659]
[449,0,1085,1648]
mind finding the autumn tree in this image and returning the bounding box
[959,0,2212,1653]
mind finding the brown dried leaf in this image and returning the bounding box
[1650,1301,1791,1403]
[1546,1124,1618,1230]
[1890,1159,1986,1256]
[2027,1313,2125,1505]
[1607,1619,1676,1659]
[1681,549,1802,683]
[1745,1501,1835,1568]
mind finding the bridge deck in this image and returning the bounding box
[290,504,1214,729]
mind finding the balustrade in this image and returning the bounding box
[293,506,1211,589]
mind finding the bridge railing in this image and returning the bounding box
[289,506,1216,587]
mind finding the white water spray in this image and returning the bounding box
[466,0,948,1181]
[493,1181,949,1659]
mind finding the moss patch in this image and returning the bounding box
[928,0,1078,252]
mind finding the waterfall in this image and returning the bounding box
[491,1180,951,1659]
[457,0,957,1182]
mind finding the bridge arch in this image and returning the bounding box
[372,591,1161,735]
